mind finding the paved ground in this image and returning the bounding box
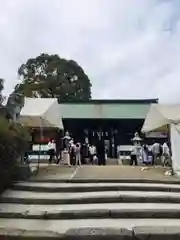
[73,165,177,181]
[30,164,75,180]
[30,164,180,182]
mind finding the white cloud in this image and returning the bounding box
[0,0,180,103]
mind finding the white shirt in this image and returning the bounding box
[75,144,81,154]
[70,143,76,153]
[131,146,137,155]
[131,145,141,155]
[48,142,56,151]
[148,145,152,152]
[152,143,161,154]
[162,143,169,155]
[89,146,96,155]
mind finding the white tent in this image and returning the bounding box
[18,97,64,129]
[142,104,180,132]
[142,104,180,175]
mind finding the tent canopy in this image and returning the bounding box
[18,98,63,129]
[142,104,180,133]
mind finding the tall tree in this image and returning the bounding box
[15,53,92,102]
[6,92,24,120]
[0,78,4,105]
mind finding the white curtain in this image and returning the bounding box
[170,123,180,175]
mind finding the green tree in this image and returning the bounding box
[0,78,4,105]
[6,92,24,120]
[0,79,30,192]
[15,53,92,102]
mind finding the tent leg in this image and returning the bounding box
[168,125,174,174]
[37,124,43,173]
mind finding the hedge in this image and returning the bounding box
[0,117,30,193]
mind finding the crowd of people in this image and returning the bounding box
[47,132,107,166]
[46,131,171,167]
[130,140,171,166]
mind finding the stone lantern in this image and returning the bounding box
[132,132,142,146]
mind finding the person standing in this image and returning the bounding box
[69,139,76,165]
[47,139,56,164]
[130,145,138,166]
[81,140,89,164]
[141,144,149,165]
[147,145,154,165]
[75,142,82,166]
[56,131,64,165]
[162,141,170,166]
[63,131,71,150]
[89,144,96,164]
[96,140,105,165]
[152,141,162,165]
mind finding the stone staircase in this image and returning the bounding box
[1,179,180,239]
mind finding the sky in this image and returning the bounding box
[0,0,180,103]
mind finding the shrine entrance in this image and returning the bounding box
[62,118,144,158]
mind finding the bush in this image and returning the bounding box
[0,117,30,193]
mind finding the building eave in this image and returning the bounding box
[59,99,158,104]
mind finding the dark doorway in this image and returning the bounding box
[62,118,144,158]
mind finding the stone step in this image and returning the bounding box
[1,218,180,236]
[2,179,180,239]
[13,181,180,192]
[28,178,180,184]
[2,189,180,204]
[1,226,180,240]
[1,203,180,219]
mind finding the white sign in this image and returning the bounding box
[32,144,49,151]
[145,132,167,138]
